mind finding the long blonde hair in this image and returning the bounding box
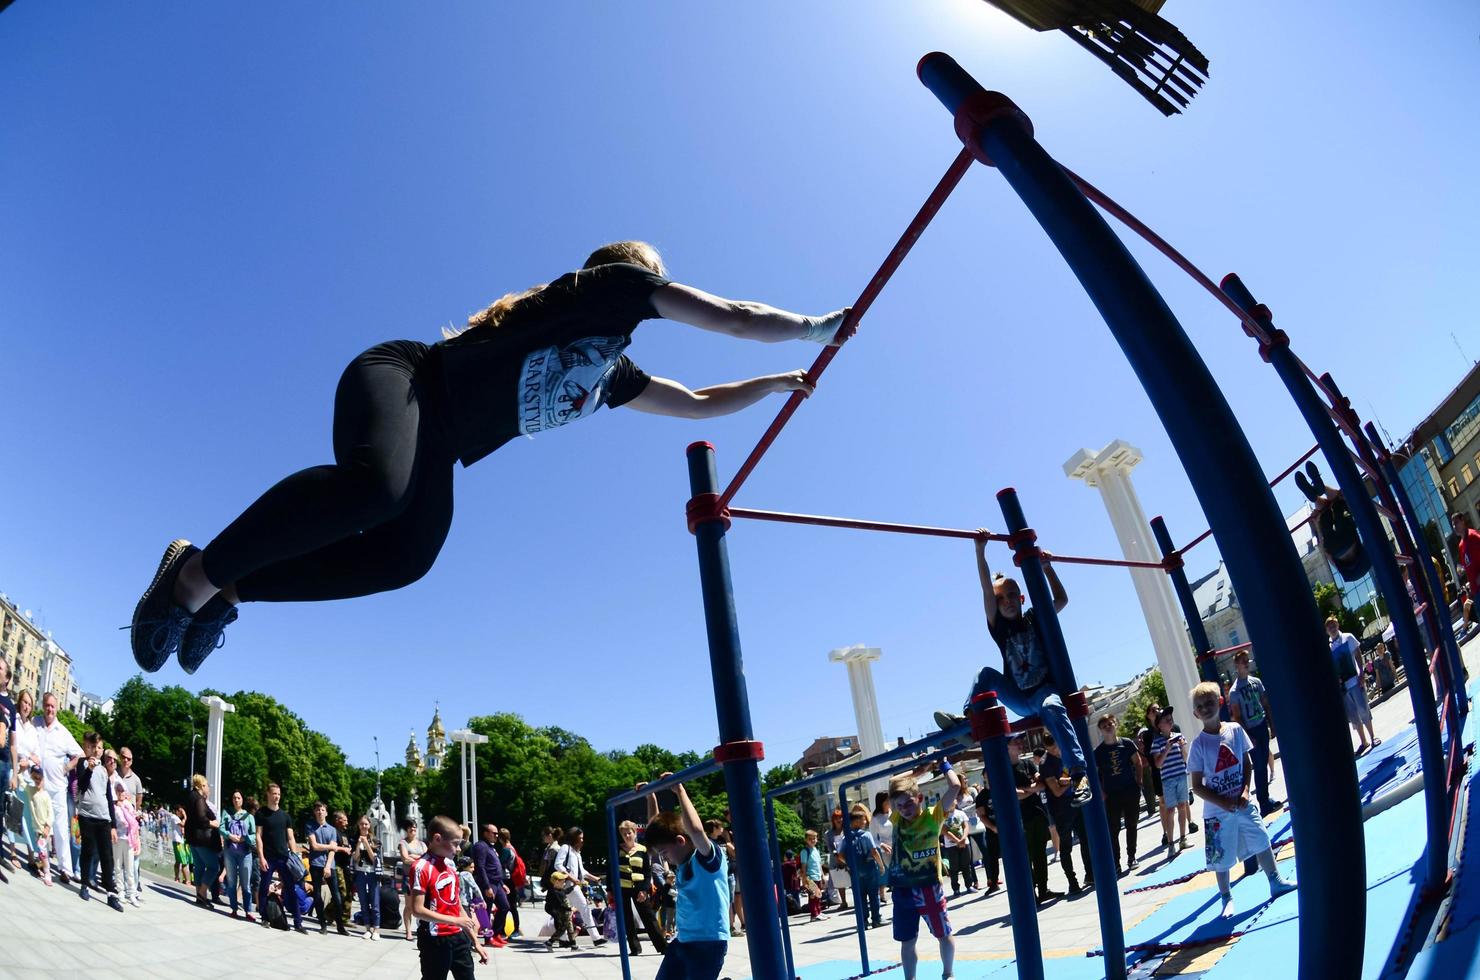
[444,240,666,339]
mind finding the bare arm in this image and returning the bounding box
[940,765,964,813]
[675,782,713,860]
[625,373,813,420]
[975,535,999,629]
[651,283,850,345]
[1043,555,1068,612]
[1261,693,1277,740]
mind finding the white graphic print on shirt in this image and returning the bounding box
[1188,724,1252,810]
[517,336,628,436]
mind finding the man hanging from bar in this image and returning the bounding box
[937,532,1094,807]
[1294,461,1370,580]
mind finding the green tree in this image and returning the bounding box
[1122,668,1169,735]
[55,708,88,745]
[1313,581,1361,636]
[229,691,313,814]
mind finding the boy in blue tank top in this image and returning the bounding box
[643,773,730,980]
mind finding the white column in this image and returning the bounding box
[829,645,887,802]
[198,695,236,815]
[450,730,488,833]
[1065,440,1199,727]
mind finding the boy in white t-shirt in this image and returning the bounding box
[1186,682,1296,917]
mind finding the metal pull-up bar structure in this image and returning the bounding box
[671,50,1467,980]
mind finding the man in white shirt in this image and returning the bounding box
[34,692,82,880]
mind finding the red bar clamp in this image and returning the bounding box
[686,493,731,534]
[969,692,1008,740]
[713,740,765,764]
[953,91,1033,167]
[1066,690,1091,720]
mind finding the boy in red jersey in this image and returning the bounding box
[410,815,489,979]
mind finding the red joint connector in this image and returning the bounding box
[953,91,1031,167]
[1066,691,1090,720]
[1257,329,1290,363]
[713,740,765,764]
[1162,552,1184,572]
[1006,529,1037,550]
[686,493,731,534]
[970,702,1009,741]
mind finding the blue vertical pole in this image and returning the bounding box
[997,488,1125,976]
[765,796,799,980]
[1220,276,1448,894]
[838,788,870,974]
[1365,423,1468,723]
[607,804,632,980]
[1152,515,1256,874]
[1150,516,1219,684]
[973,693,1045,980]
[918,53,1365,977]
[685,441,791,980]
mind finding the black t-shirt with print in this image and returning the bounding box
[987,609,1051,692]
[1094,737,1142,794]
[435,262,671,467]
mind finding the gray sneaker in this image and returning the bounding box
[178,596,238,675]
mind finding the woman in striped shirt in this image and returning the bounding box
[1151,709,1193,852]
[617,820,667,956]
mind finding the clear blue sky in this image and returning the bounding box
[3,1,1477,770]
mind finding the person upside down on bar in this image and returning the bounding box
[128,240,852,676]
[938,532,1093,807]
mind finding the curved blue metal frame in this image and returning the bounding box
[918,51,1366,978]
[1221,275,1448,894]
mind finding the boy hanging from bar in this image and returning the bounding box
[888,757,963,980]
[938,531,1093,807]
[642,773,730,980]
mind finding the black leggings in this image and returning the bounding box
[200,341,457,603]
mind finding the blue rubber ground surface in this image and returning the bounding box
[790,956,1110,979]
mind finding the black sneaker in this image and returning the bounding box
[1069,775,1093,808]
[108,895,125,912]
[178,596,239,675]
[130,540,197,672]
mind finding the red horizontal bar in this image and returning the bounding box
[726,506,1002,542]
[716,148,978,510]
[1267,444,1321,489]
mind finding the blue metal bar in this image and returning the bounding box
[765,796,798,980]
[1151,516,1219,684]
[998,487,1126,978]
[1365,423,1468,724]
[685,441,790,980]
[605,759,723,809]
[606,800,632,980]
[918,52,1366,977]
[838,788,871,974]
[767,724,969,802]
[977,694,1045,980]
[1356,418,1468,730]
[1221,275,1448,895]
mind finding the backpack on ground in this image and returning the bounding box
[262,892,288,931]
[379,882,402,930]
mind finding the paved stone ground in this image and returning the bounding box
[0,637,1462,979]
